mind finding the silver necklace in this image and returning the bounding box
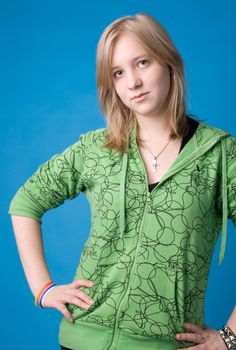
[142,138,171,173]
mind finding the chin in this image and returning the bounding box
[133,107,161,117]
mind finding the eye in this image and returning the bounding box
[137,59,149,67]
[113,70,122,78]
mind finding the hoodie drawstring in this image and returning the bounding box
[218,138,228,266]
[119,152,128,239]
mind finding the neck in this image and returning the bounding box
[136,114,171,143]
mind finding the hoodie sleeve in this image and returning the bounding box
[8,133,87,224]
[225,135,236,225]
[216,134,236,226]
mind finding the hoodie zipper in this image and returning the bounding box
[108,140,151,348]
[108,140,153,349]
[108,186,150,350]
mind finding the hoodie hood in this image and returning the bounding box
[119,120,230,267]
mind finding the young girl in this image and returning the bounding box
[9,13,236,350]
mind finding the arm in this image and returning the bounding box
[9,132,95,321]
[11,215,52,297]
[8,133,87,224]
[175,135,236,348]
[219,135,236,334]
[10,214,95,322]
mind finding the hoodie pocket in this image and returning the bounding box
[119,262,186,342]
[67,253,119,322]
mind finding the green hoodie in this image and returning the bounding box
[8,118,236,349]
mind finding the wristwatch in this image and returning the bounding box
[217,324,236,349]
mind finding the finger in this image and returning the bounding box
[183,322,204,335]
[176,332,205,344]
[71,279,93,289]
[65,294,94,310]
[66,288,95,305]
[73,289,95,305]
[177,346,199,350]
[56,303,74,323]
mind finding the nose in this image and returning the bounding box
[127,70,142,90]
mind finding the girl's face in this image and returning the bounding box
[111,33,171,120]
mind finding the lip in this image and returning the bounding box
[131,92,149,100]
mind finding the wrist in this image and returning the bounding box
[34,280,56,308]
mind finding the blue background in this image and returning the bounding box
[1,0,235,349]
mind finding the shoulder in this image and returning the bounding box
[196,119,236,146]
[79,127,108,144]
[197,119,231,136]
[62,127,108,153]
[202,122,236,167]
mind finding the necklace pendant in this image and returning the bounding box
[152,158,159,173]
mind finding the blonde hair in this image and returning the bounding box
[96,13,188,153]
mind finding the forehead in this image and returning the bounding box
[111,33,149,68]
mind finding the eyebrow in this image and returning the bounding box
[111,54,150,71]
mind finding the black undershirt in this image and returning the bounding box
[148,116,200,192]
